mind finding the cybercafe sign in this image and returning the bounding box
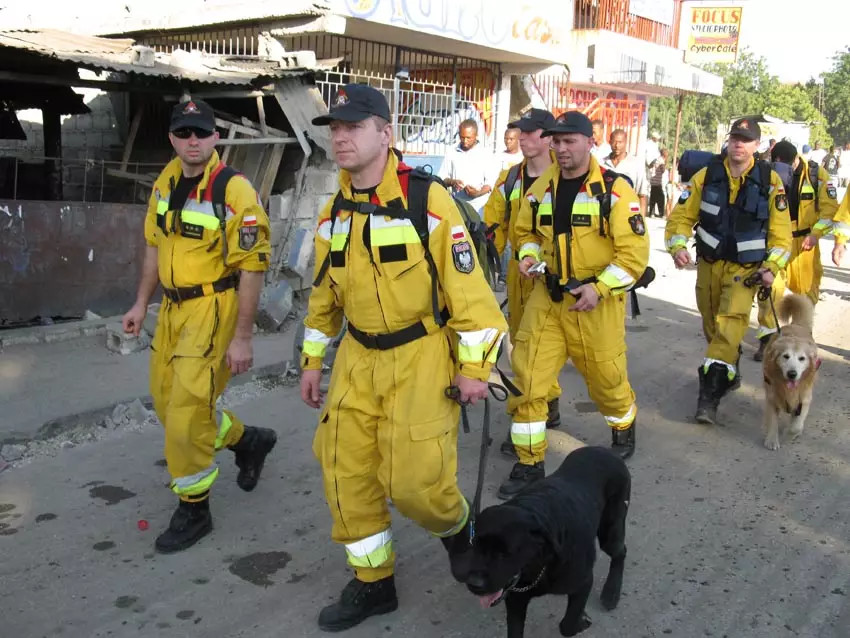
[335,0,571,62]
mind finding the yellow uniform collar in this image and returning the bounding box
[161,150,222,201]
[338,150,406,205]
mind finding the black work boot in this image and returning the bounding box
[155,497,212,554]
[318,576,398,632]
[695,363,731,425]
[611,422,636,460]
[229,426,277,492]
[441,518,473,583]
[500,437,518,460]
[753,335,770,362]
[546,397,562,429]
[497,462,545,500]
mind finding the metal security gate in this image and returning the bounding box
[282,34,500,156]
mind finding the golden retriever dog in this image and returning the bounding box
[762,294,821,450]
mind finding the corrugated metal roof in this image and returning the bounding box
[0,28,334,86]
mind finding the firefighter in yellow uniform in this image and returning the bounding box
[299,85,506,632]
[666,118,792,424]
[122,99,277,554]
[498,112,649,500]
[827,189,850,266]
[753,141,839,360]
[482,109,560,459]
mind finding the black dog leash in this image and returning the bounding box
[444,382,510,535]
[744,270,781,336]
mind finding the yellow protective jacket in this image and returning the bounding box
[794,158,839,239]
[144,151,271,287]
[483,152,556,257]
[831,189,850,245]
[813,170,847,244]
[514,156,650,299]
[666,158,792,275]
[302,151,507,381]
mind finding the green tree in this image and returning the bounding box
[649,50,832,153]
[820,47,850,145]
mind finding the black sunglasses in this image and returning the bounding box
[172,127,215,139]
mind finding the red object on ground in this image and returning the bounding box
[137,519,149,531]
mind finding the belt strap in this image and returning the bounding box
[792,227,811,238]
[348,307,450,350]
[162,274,239,303]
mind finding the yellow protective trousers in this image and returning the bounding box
[312,330,468,583]
[508,284,636,466]
[756,237,822,338]
[506,257,560,402]
[150,290,245,502]
[695,259,759,367]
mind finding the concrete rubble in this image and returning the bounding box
[105,321,151,355]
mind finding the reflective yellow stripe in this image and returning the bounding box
[511,421,546,446]
[345,530,393,568]
[156,200,168,215]
[458,343,487,363]
[170,466,219,496]
[766,248,791,268]
[432,499,469,538]
[214,412,234,450]
[370,225,420,246]
[302,340,327,357]
[666,234,688,251]
[537,203,552,215]
[518,243,540,260]
[330,233,348,252]
[509,188,521,201]
[801,184,815,194]
[573,200,600,216]
[181,209,220,230]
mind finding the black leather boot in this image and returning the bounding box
[753,335,770,362]
[155,497,212,554]
[440,518,473,583]
[695,363,731,425]
[611,422,636,460]
[499,437,518,460]
[497,462,545,500]
[546,397,562,429]
[318,576,398,632]
[229,426,277,492]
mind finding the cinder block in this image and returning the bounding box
[105,322,151,355]
[75,114,93,130]
[142,303,160,337]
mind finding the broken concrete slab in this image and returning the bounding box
[105,322,151,355]
[125,398,152,424]
[0,315,124,348]
[1,443,26,461]
[256,281,293,332]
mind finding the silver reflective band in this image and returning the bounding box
[696,226,720,248]
[700,201,721,215]
[737,238,766,252]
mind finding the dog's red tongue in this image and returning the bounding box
[479,590,503,609]
[786,380,800,390]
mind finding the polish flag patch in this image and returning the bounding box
[451,225,466,240]
[243,215,257,226]
[629,202,640,213]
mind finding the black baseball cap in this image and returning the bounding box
[541,111,594,138]
[508,108,556,133]
[170,99,216,132]
[729,117,761,141]
[312,84,391,126]
[771,140,797,163]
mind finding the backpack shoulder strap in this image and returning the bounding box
[504,163,523,222]
[755,159,772,199]
[211,165,239,230]
[406,167,445,326]
[704,158,727,186]
[312,191,344,287]
[808,160,820,212]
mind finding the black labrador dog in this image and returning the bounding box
[466,446,631,637]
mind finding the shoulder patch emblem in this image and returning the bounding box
[628,214,646,236]
[452,240,475,274]
[239,226,258,250]
[775,194,788,211]
[678,189,691,203]
[827,186,837,199]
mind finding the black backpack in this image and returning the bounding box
[313,167,501,327]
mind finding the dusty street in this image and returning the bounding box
[1,218,849,638]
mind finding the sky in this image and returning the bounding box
[687,0,848,84]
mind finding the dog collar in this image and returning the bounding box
[508,565,548,594]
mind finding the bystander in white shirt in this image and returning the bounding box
[438,142,497,211]
[600,153,650,201]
